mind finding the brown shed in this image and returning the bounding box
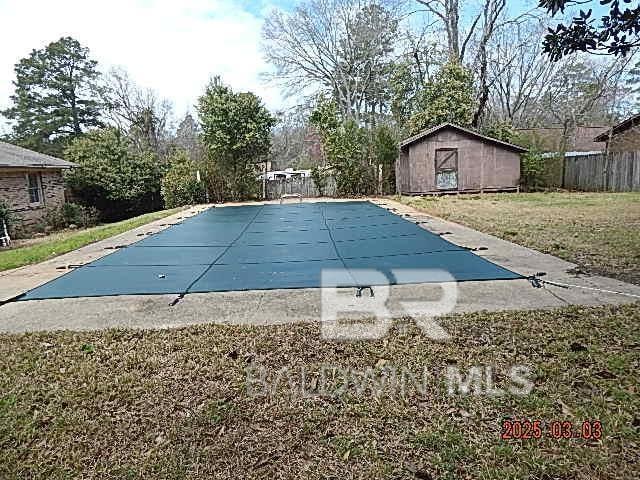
[396,123,527,195]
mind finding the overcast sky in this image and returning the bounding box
[0,0,297,133]
[0,0,606,135]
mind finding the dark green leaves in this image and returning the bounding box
[408,62,475,134]
[2,37,103,156]
[197,79,275,201]
[64,129,164,221]
[540,0,640,60]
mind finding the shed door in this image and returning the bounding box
[435,148,458,190]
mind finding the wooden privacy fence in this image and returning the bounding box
[264,176,337,200]
[563,151,640,192]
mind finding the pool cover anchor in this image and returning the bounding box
[462,246,488,252]
[104,245,128,250]
[55,264,84,270]
[529,274,640,299]
[527,272,569,290]
[356,286,374,298]
[169,293,185,306]
[527,272,547,289]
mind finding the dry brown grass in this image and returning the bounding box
[399,192,640,284]
[1,304,638,479]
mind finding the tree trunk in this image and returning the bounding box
[446,0,460,60]
[70,92,81,135]
[472,44,490,127]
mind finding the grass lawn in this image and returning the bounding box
[0,207,186,272]
[0,304,638,479]
[398,192,640,285]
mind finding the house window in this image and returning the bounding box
[27,173,42,204]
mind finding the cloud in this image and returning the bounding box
[0,0,289,130]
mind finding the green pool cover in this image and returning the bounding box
[18,201,523,300]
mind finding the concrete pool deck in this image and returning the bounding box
[0,198,638,333]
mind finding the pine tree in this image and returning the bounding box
[174,113,202,161]
[2,37,103,155]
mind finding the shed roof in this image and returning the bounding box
[0,141,76,169]
[593,113,640,142]
[400,123,528,152]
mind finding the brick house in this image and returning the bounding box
[0,141,76,231]
[594,113,640,152]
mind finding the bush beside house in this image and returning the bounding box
[43,203,100,230]
[63,129,164,222]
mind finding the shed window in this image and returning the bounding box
[27,173,42,204]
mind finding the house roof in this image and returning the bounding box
[593,113,640,142]
[516,125,607,152]
[0,141,76,169]
[400,123,527,152]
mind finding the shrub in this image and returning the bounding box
[161,150,207,208]
[61,203,84,227]
[513,132,552,190]
[310,166,327,196]
[64,128,164,221]
[327,120,376,196]
[42,206,64,230]
[310,100,376,197]
[0,200,17,234]
[64,202,99,227]
[541,154,564,188]
[44,202,100,230]
[520,147,546,190]
[372,124,398,194]
[483,121,518,143]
